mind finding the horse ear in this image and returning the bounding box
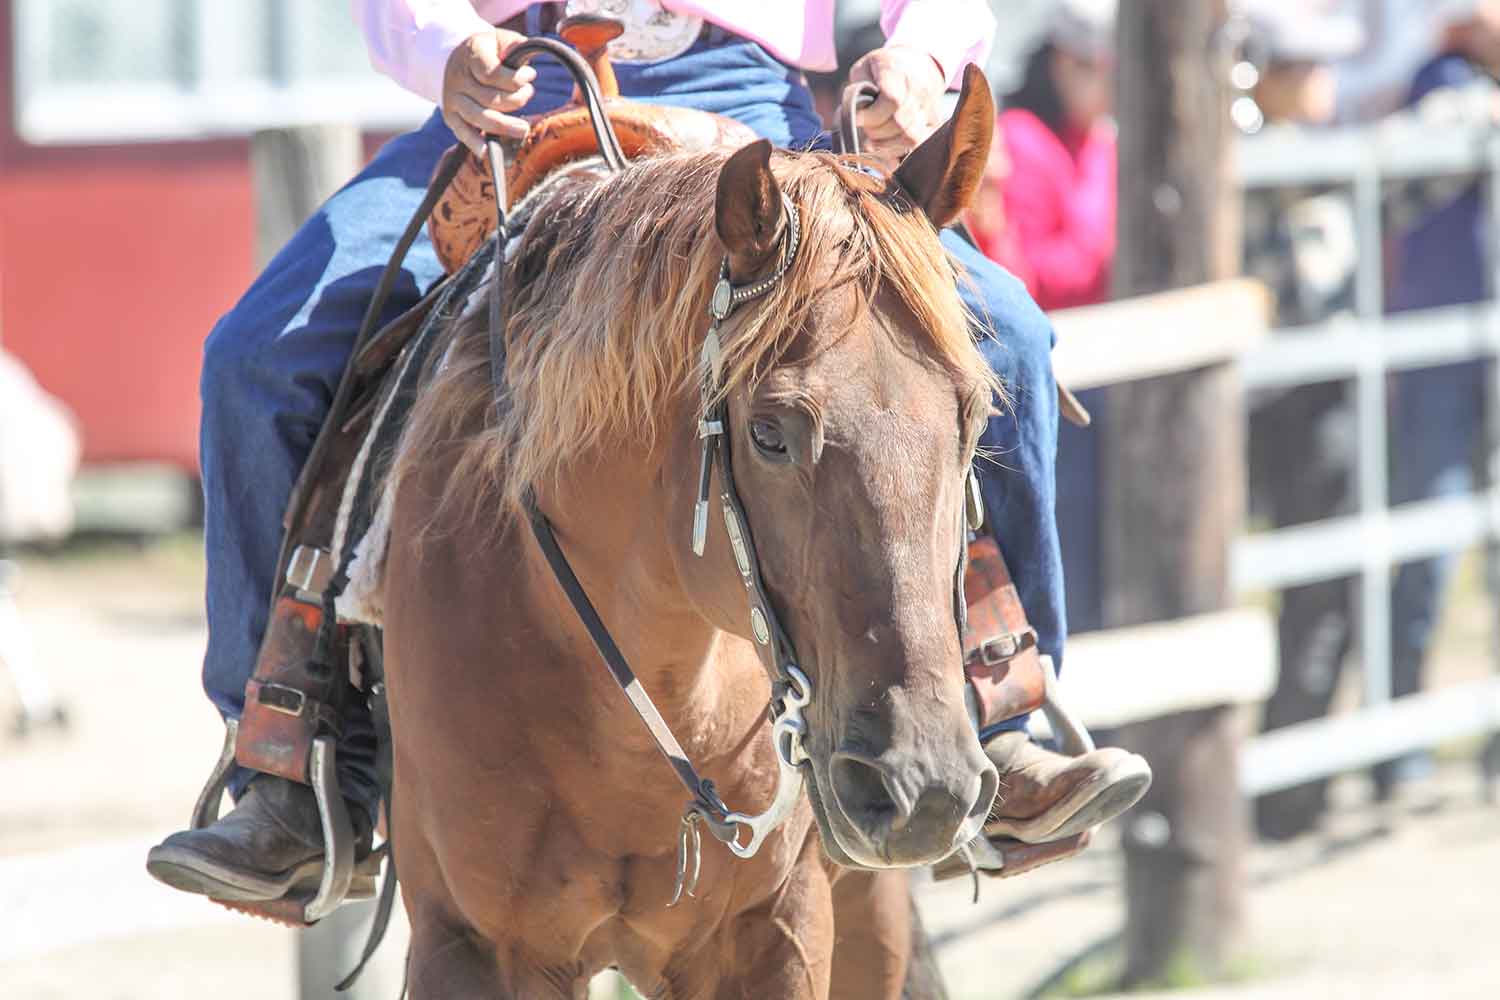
[893,64,995,229]
[715,139,785,277]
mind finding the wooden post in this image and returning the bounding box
[1106,1,1248,986]
[251,124,362,268]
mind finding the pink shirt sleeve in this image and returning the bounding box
[880,0,996,88]
[352,0,498,104]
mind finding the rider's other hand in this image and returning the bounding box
[846,44,945,171]
[442,29,536,155]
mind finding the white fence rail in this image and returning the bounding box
[1233,115,1500,794]
[1043,113,1500,799]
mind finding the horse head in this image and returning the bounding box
[681,67,1002,868]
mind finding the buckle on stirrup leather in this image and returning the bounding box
[255,682,307,717]
[969,627,1037,668]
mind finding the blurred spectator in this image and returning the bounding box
[1243,0,1369,841]
[1255,0,1500,836]
[965,127,1015,274]
[1379,0,1500,796]
[0,350,79,544]
[985,0,1116,311]
[1337,0,1481,122]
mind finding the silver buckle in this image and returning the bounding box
[257,682,307,717]
[979,634,1020,665]
[286,545,333,600]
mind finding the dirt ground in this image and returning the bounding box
[2,535,1497,999]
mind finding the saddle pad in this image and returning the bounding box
[335,241,502,627]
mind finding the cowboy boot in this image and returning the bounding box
[932,733,1150,882]
[982,729,1152,843]
[146,774,376,902]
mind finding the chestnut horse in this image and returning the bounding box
[382,68,999,998]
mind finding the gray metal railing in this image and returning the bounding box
[1233,114,1500,796]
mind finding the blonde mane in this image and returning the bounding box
[393,148,1001,527]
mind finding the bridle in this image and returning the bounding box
[473,41,984,904]
[509,165,820,903]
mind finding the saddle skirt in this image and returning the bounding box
[428,18,757,274]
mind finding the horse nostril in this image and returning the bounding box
[830,753,907,830]
[971,763,1000,824]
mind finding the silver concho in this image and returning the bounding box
[710,277,734,321]
[564,0,704,64]
[750,606,771,645]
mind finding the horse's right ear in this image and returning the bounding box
[893,64,995,229]
[715,139,785,278]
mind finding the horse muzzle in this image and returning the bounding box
[809,739,997,868]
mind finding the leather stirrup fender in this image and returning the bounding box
[963,534,1047,729]
[234,592,343,785]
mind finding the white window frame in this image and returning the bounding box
[13,0,430,145]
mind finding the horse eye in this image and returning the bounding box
[749,418,787,456]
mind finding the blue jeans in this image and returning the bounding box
[200,35,1062,821]
[953,239,1064,739]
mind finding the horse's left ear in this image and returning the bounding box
[893,64,995,229]
[716,139,785,278]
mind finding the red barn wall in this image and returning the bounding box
[0,0,245,470]
[1,153,255,470]
[0,2,397,471]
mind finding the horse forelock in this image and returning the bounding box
[393,148,1001,533]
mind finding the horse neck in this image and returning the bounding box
[525,435,765,758]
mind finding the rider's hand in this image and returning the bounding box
[845,44,946,171]
[442,29,536,155]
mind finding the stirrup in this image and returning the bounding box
[954,656,1096,877]
[190,719,357,925]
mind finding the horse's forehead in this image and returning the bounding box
[798,285,964,390]
[763,304,965,449]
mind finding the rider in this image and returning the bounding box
[148,0,1150,902]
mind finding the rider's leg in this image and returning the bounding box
[154,37,810,903]
[199,110,459,826]
[150,111,486,900]
[945,235,1066,705]
[944,233,1151,844]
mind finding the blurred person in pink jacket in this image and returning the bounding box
[985,0,1116,312]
